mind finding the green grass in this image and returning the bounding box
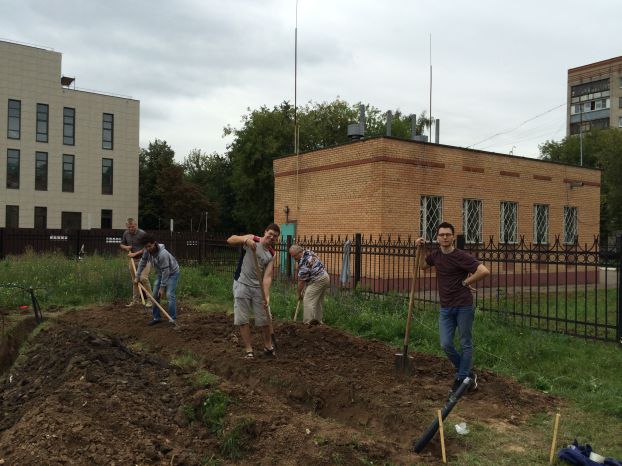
[200,389,231,433]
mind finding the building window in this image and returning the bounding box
[420,195,443,241]
[619,116,622,128]
[63,107,75,145]
[619,76,622,88]
[8,99,21,139]
[62,154,75,192]
[563,206,578,244]
[36,103,49,143]
[619,97,622,108]
[35,151,48,191]
[500,201,518,244]
[5,205,19,228]
[533,204,549,245]
[61,211,81,229]
[7,149,20,189]
[101,209,113,229]
[102,158,113,194]
[463,199,483,244]
[102,113,114,149]
[34,207,47,229]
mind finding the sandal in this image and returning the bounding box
[244,351,254,359]
[263,347,276,357]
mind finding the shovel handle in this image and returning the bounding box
[138,283,175,324]
[403,245,422,348]
[250,248,276,347]
[129,258,146,305]
[293,298,301,321]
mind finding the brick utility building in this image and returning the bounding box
[567,56,622,135]
[0,39,139,229]
[273,137,601,244]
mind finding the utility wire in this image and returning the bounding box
[467,103,566,149]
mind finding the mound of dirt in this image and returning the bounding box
[0,305,557,465]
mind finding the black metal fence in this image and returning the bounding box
[1,228,620,344]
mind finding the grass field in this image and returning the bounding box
[1,253,621,464]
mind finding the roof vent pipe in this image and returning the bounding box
[386,111,393,136]
[347,104,366,140]
[435,118,440,144]
[410,114,417,140]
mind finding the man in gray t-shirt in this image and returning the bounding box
[120,218,153,307]
[227,223,280,359]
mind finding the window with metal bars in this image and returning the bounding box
[463,199,482,244]
[563,206,578,244]
[533,204,549,244]
[420,195,443,241]
[500,201,518,244]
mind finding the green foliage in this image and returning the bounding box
[138,139,214,231]
[171,351,200,370]
[194,369,219,387]
[539,128,622,236]
[183,150,239,232]
[200,390,231,433]
[219,418,255,460]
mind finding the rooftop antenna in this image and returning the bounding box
[295,0,301,212]
[429,33,433,140]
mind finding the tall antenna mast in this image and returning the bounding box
[429,33,432,139]
[294,0,301,211]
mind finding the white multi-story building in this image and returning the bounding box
[567,56,622,135]
[0,39,139,229]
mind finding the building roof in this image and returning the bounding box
[568,56,622,74]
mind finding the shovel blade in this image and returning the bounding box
[394,353,415,375]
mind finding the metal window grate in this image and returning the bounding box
[500,201,517,243]
[463,199,482,244]
[534,204,549,244]
[563,206,578,244]
[420,195,443,241]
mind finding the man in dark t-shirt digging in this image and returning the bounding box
[415,222,490,395]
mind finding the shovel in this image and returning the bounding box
[250,248,278,350]
[394,244,422,374]
[137,283,176,324]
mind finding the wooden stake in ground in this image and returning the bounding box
[129,258,146,305]
[549,412,561,464]
[437,409,446,463]
[137,283,175,324]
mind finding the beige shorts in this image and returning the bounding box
[233,280,268,326]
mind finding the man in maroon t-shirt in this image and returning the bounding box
[416,222,490,394]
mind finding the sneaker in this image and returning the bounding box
[244,351,255,359]
[468,372,478,391]
[125,300,137,307]
[144,300,153,308]
[147,319,162,326]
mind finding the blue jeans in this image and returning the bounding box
[152,271,180,321]
[439,306,474,380]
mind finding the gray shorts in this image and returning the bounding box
[233,280,268,326]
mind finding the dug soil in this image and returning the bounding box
[0,304,556,465]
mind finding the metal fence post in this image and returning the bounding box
[617,234,622,347]
[75,229,82,258]
[354,233,362,288]
[286,235,293,279]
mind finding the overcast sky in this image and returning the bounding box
[2,0,620,161]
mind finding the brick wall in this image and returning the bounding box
[273,137,601,242]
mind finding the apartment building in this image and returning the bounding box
[567,56,622,135]
[273,137,600,243]
[0,39,139,229]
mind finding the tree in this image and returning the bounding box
[539,128,622,238]
[182,149,239,232]
[139,140,213,231]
